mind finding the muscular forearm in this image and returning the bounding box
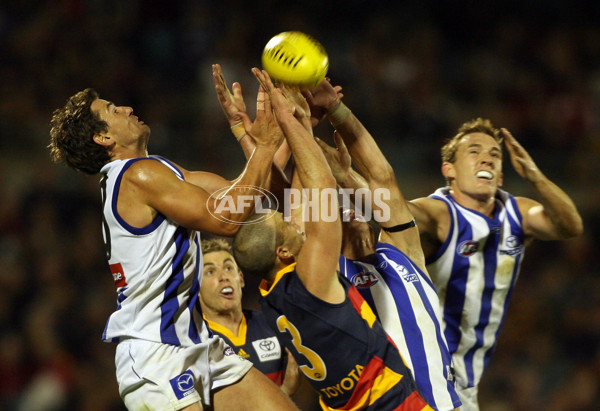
[213,145,276,231]
[528,174,583,239]
[280,116,333,190]
[327,104,393,185]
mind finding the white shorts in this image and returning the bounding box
[455,384,479,411]
[115,336,253,410]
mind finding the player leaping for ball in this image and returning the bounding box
[232,68,433,410]
[305,78,461,411]
[48,80,300,410]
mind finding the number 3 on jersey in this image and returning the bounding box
[276,315,327,381]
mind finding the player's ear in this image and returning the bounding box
[276,245,295,265]
[441,161,455,179]
[238,270,245,288]
[93,133,113,147]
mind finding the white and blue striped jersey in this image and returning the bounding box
[100,156,210,347]
[426,187,525,389]
[340,244,461,411]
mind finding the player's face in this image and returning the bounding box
[91,98,150,149]
[443,133,503,201]
[200,250,244,315]
[341,208,372,239]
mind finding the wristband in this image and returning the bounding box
[381,219,416,233]
[327,101,351,127]
[230,122,247,141]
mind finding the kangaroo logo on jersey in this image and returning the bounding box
[253,337,282,362]
[457,240,479,257]
[351,271,379,288]
[499,235,524,256]
[169,369,196,400]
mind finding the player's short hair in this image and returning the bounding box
[49,88,111,175]
[441,118,503,164]
[202,238,233,255]
[232,213,283,279]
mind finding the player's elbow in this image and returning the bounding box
[215,222,242,237]
[563,215,584,239]
[366,162,395,187]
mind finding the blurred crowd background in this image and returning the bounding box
[1,1,598,410]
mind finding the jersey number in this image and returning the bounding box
[276,315,327,381]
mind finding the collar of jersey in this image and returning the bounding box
[259,263,297,297]
[204,314,248,346]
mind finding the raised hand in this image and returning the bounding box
[212,64,252,131]
[252,68,295,121]
[315,132,352,184]
[250,85,284,149]
[502,128,543,183]
[302,78,344,127]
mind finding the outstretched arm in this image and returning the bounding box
[212,63,291,201]
[253,68,343,304]
[310,79,425,269]
[213,63,291,166]
[503,128,583,240]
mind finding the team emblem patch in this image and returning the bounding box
[169,369,196,400]
[224,346,236,356]
[457,240,479,257]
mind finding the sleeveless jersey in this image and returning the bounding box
[339,244,461,411]
[259,264,432,411]
[100,156,210,346]
[426,187,525,388]
[205,309,286,385]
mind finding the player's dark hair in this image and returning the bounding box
[49,88,111,175]
[232,213,283,280]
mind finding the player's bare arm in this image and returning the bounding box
[119,144,278,236]
[254,67,343,304]
[408,197,451,260]
[315,98,425,269]
[503,128,583,240]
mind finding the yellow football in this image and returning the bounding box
[261,31,329,88]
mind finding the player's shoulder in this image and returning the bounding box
[411,195,446,208]
[410,195,449,223]
[122,157,182,184]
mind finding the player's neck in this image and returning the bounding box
[449,188,496,217]
[205,309,244,335]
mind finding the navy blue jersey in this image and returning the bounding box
[259,264,432,411]
[206,309,286,385]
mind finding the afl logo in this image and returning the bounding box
[351,272,379,288]
[457,240,479,257]
[207,185,279,225]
